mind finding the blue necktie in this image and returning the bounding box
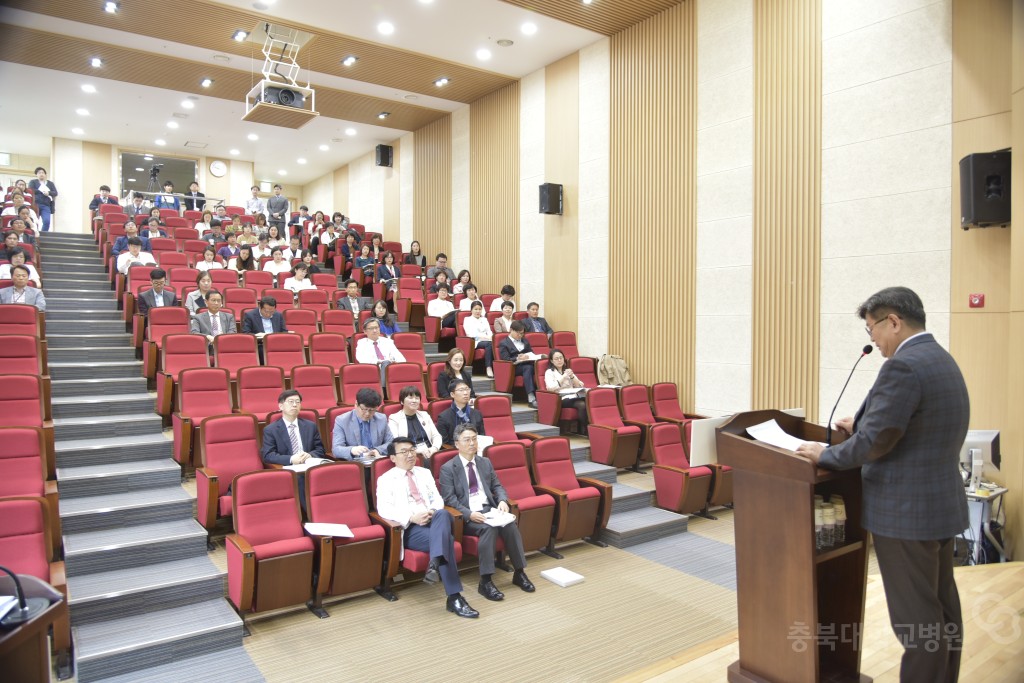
[359,419,372,449]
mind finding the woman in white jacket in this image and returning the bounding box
[387,386,442,458]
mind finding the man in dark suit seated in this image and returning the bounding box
[111,220,151,257]
[190,290,236,345]
[798,287,970,683]
[525,302,554,339]
[339,278,372,317]
[440,423,534,602]
[125,192,149,218]
[435,380,486,446]
[242,296,288,337]
[136,268,177,317]
[88,184,119,216]
[261,389,327,510]
[498,320,540,408]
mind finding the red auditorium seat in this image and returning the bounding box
[0,374,54,475]
[476,395,540,447]
[283,308,318,344]
[242,270,274,290]
[237,366,286,425]
[587,388,643,471]
[0,426,60,548]
[213,333,259,382]
[383,362,427,403]
[156,334,210,418]
[263,332,307,378]
[339,363,382,406]
[139,306,190,379]
[392,333,427,371]
[650,422,715,516]
[223,287,258,323]
[208,269,238,289]
[321,309,356,339]
[308,332,349,370]
[196,413,265,537]
[291,365,341,434]
[618,384,660,463]
[551,331,581,360]
[172,367,233,470]
[487,442,556,553]
[297,289,330,318]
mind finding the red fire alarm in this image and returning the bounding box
[969,293,985,308]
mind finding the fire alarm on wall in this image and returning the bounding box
[969,293,985,308]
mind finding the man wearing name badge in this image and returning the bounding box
[190,291,236,345]
[354,319,405,385]
[796,287,969,683]
[111,220,150,257]
[266,184,289,234]
[435,380,486,446]
[126,192,149,218]
[498,320,540,408]
[440,423,534,602]
[331,388,393,461]
[375,436,479,618]
[0,265,46,311]
[136,268,177,317]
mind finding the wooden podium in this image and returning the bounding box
[716,410,870,683]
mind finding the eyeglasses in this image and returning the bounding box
[864,316,892,336]
[282,399,302,406]
[394,449,416,457]
[458,436,478,443]
[453,386,471,393]
[356,405,378,414]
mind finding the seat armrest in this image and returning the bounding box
[312,535,333,597]
[369,512,404,579]
[423,315,442,343]
[49,560,66,592]
[577,477,613,532]
[195,467,219,530]
[534,389,563,426]
[652,463,690,477]
[533,484,569,538]
[444,506,464,540]
[492,360,514,394]
[622,419,654,431]
[226,534,256,612]
[514,431,542,441]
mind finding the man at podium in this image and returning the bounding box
[797,287,969,683]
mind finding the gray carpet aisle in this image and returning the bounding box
[41,232,260,683]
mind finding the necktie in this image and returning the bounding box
[288,423,302,455]
[359,419,372,448]
[407,470,425,507]
[351,298,359,314]
[467,460,479,495]
[373,341,385,360]
[154,293,163,308]
[211,314,220,336]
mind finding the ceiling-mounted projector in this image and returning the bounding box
[261,87,305,108]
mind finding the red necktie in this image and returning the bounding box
[467,460,479,495]
[407,470,425,507]
[374,341,385,360]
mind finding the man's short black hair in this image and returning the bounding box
[259,296,278,308]
[345,278,359,288]
[278,389,302,404]
[500,284,516,296]
[10,264,30,276]
[451,379,471,393]
[299,205,308,211]
[127,236,143,246]
[389,436,415,455]
[150,268,167,281]
[133,192,144,199]
[857,287,927,328]
[99,185,111,192]
[163,181,174,188]
[509,320,526,334]
[527,302,539,310]
[435,253,447,261]
[454,422,479,440]
[355,387,382,408]
[273,184,283,190]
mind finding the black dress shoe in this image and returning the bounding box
[423,561,439,585]
[446,594,479,618]
[478,579,505,601]
[512,571,535,593]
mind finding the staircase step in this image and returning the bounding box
[49,360,145,379]
[423,342,438,354]
[514,421,561,438]
[426,352,447,364]
[73,599,243,683]
[600,507,688,548]
[86,647,262,683]
[610,482,656,513]
[68,556,225,626]
[52,393,156,419]
[573,460,618,484]
[47,333,133,349]
[48,320,130,336]
[46,308,123,321]
[571,443,592,462]
[49,346,138,363]
[472,377,496,393]
[57,458,182,499]
[43,287,114,299]
[64,518,208,576]
[47,297,118,310]
[53,412,165,441]
[45,263,108,274]
[44,277,110,289]
[60,487,193,534]
[56,433,171,467]
[52,376,148,398]
[511,404,538,425]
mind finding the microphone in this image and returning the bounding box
[826,345,873,445]
[0,565,50,628]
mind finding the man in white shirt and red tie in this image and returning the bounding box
[375,436,479,618]
[354,318,405,384]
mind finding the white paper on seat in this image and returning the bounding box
[304,522,354,538]
[476,435,495,451]
[515,352,545,363]
[283,457,331,472]
[482,509,516,527]
[746,419,824,451]
[0,596,17,621]
[540,567,585,588]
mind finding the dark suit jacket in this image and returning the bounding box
[440,455,507,517]
[820,333,970,540]
[261,417,325,465]
[242,308,287,334]
[498,335,534,362]
[184,192,206,211]
[137,288,178,317]
[435,403,486,446]
[525,316,553,336]
[436,368,475,399]
[112,235,151,256]
[89,196,119,211]
[14,232,36,247]
[126,203,149,217]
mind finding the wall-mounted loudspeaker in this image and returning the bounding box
[959,151,1011,229]
[539,183,563,215]
[376,144,393,168]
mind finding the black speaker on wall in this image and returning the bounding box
[959,150,1011,229]
[539,183,563,215]
[376,144,393,168]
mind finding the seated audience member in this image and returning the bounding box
[375,437,479,619]
[427,284,458,329]
[2,232,21,261]
[435,380,485,446]
[227,215,244,234]
[190,290,235,343]
[262,390,325,465]
[111,220,150,256]
[254,213,270,233]
[459,283,482,311]
[153,180,180,212]
[354,244,376,278]
[13,179,28,194]
[242,296,288,336]
[452,270,472,295]
[376,251,400,292]
[437,348,476,400]
[0,248,41,286]
[298,250,321,274]
[340,278,372,316]
[525,302,554,338]
[311,221,338,260]
[199,218,223,243]
[490,284,516,312]
[245,186,266,218]
[210,205,230,227]
[195,246,223,272]
[288,205,312,236]
[331,387,394,461]
[140,217,168,239]
[404,240,426,268]
[355,318,405,384]
[369,234,385,262]
[428,271,451,294]
[494,300,516,334]
[229,246,256,274]
[261,247,292,283]
[252,233,272,260]
[184,181,206,211]
[1,192,40,228]
[266,225,287,248]
[125,192,149,218]
[282,235,303,262]
[440,423,535,601]
[369,299,400,337]
[463,301,494,378]
[136,268,177,316]
[88,184,119,214]
[116,237,157,275]
[387,386,442,458]
[499,320,539,408]
[426,253,455,281]
[236,223,258,246]
[15,207,40,237]
[185,272,215,317]
[7,218,35,246]
[0,265,46,310]
[216,232,240,261]
[338,233,360,275]
[545,348,588,435]
[282,263,315,295]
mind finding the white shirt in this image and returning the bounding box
[262,260,292,277]
[427,298,455,318]
[462,315,492,344]
[375,465,443,531]
[490,297,514,312]
[245,197,266,216]
[116,250,157,275]
[459,297,481,311]
[354,336,406,365]
[0,263,41,286]
[282,277,315,293]
[252,246,272,259]
[194,260,223,272]
[459,455,489,512]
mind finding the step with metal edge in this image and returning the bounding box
[55,433,171,468]
[63,518,209,576]
[59,486,194,534]
[53,412,164,440]
[600,507,688,548]
[48,360,144,380]
[52,376,148,398]
[52,393,156,419]
[610,482,656,514]
[57,458,182,499]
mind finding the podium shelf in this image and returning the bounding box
[815,540,864,564]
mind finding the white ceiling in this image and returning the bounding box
[0,0,603,186]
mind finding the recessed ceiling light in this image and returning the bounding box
[104,2,118,14]
[345,128,357,136]
[297,158,307,164]
[181,99,195,109]
[319,144,329,151]
[166,121,179,129]
[72,128,84,135]
[81,84,97,93]
[76,108,90,116]
[418,0,434,4]
[521,22,537,36]
[247,133,259,141]
[278,170,287,176]
[90,57,103,68]
[342,55,358,67]
[582,0,593,4]
[497,39,514,47]
[155,139,167,146]
[127,178,136,182]
[434,77,449,87]
[229,149,240,155]
[476,48,492,61]
[135,167,144,172]
[144,155,153,160]
[233,30,248,42]
[201,78,214,88]
[377,21,395,35]
[377,112,390,120]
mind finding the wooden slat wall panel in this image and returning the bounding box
[609,2,696,407]
[469,82,521,296]
[500,0,685,36]
[544,54,580,333]
[751,0,822,419]
[413,116,452,258]
[0,25,447,132]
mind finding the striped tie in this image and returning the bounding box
[289,423,302,455]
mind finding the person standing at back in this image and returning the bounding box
[28,167,58,232]
[266,184,289,235]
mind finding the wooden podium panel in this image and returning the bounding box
[717,410,870,683]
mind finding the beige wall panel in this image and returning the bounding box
[383,139,400,241]
[751,0,822,419]
[544,54,580,332]
[949,313,1008,431]
[609,2,696,405]
[469,83,521,296]
[334,166,349,217]
[413,116,453,258]
[81,141,112,232]
[952,0,1012,122]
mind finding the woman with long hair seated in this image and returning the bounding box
[404,239,426,267]
[229,245,256,273]
[436,347,476,400]
[368,299,400,337]
[185,271,214,317]
[462,300,494,378]
[544,348,588,435]
[262,246,292,283]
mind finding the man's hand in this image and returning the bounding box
[206,334,215,343]
[795,442,824,464]
[351,445,369,457]
[470,511,487,524]
[410,510,432,525]
[517,353,529,362]
[367,449,380,459]
[290,452,310,465]
[497,501,510,514]
[834,417,854,436]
